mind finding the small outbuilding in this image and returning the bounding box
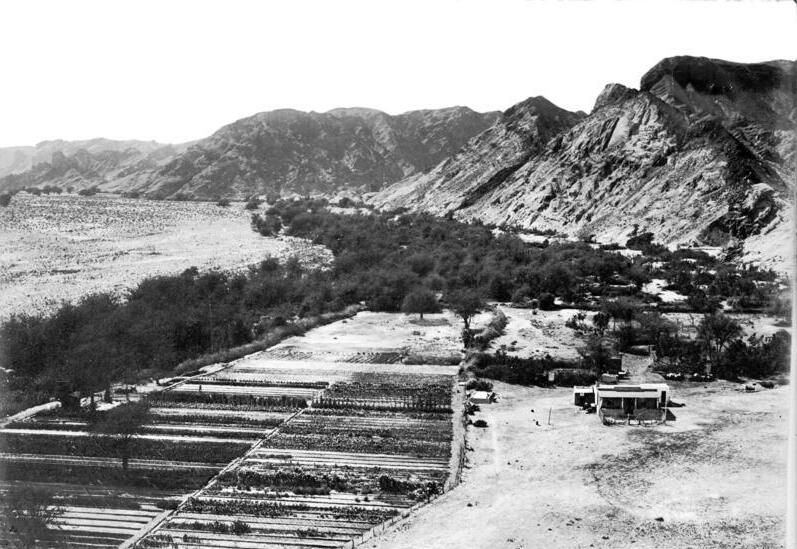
[468,391,496,404]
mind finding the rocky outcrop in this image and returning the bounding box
[372,97,584,213]
[374,56,795,269]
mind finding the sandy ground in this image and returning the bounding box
[643,278,687,303]
[272,310,492,357]
[367,381,789,549]
[0,193,331,318]
[491,306,589,360]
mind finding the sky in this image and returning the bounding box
[0,0,795,147]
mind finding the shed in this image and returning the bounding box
[469,391,496,404]
[573,385,596,407]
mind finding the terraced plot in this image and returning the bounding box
[133,346,463,549]
[0,482,177,549]
[0,389,299,547]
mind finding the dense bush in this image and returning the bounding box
[465,379,493,391]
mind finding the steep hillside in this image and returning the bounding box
[372,97,584,213]
[374,56,795,269]
[136,106,499,199]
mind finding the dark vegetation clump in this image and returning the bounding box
[77,186,99,196]
[0,198,788,413]
[465,379,493,391]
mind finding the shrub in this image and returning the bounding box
[538,292,556,310]
[465,379,493,391]
[472,419,488,428]
[0,193,14,206]
[244,197,263,210]
[216,198,231,207]
[77,186,99,196]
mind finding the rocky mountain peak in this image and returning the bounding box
[592,83,638,112]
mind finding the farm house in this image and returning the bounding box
[574,384,672,424]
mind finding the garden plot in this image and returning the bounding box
[174,383,322,401]
[225,361,459,384]
[0,481,180,549]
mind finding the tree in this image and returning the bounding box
[401,288,440,320]
[580,334,612,375]
[446,289,485,347]
[91,400,150,471]
[1,485,64,548]
[244,197,262,210]
[592,311,610,336]
[697,312,743,375]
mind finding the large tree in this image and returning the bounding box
[446,289,485,348]
[401,288,440,320]
[697,312,743,375]
[91,400,150,471]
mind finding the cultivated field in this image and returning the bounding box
[131,311,468,548]
[0,193,331,318]
[0,311,469,547]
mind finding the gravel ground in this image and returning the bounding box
[0,193,331,318]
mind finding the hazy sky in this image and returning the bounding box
[1,0,795,147]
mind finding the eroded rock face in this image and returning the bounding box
[374,56,795,268]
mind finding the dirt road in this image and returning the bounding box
[368,381,788,549]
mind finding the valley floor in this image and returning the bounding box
[367,381,788,549]
[0,193,331,318]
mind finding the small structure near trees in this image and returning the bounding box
[468,390,496,405]
[574,383,673,425]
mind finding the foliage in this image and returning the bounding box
[77,186,99,196]
[401,288,441,319]
[697,312,743,374]
[715,330,790,380]
[90,400,150,470]
[465,379,493,391]
[244,197,263,210]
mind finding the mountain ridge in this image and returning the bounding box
[373,56,795,270]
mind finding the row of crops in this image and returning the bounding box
[0,376,305,548]
[1,339,462,548]
[133,353,461,549]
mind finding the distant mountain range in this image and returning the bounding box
[1,56,793,268]
[0,107,499,198]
